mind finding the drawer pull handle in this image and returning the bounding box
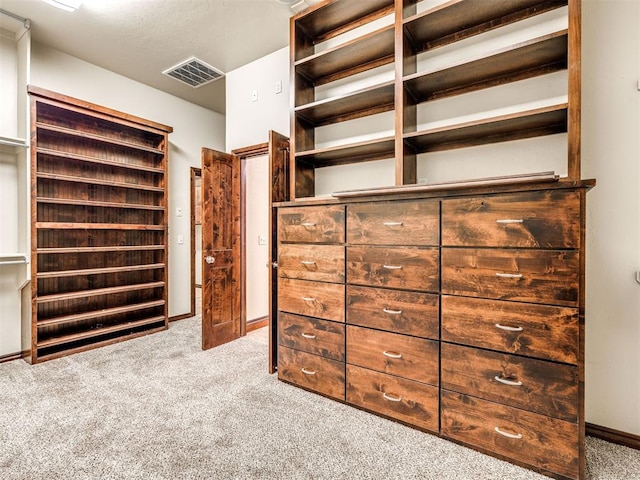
[383,308,403,315]
[383,265,403,270]
[301,296,316,302]
[301,368,316,375]
[494,427,523,439]
[494,376,523,387]
[383,392,402,402]
[495,323,524,332]
[301,333,316,339]
[496,219,524,224]
[301,260,316,266]
[300,222,316,227]
[495,272,523,279]
[383,221,403,227]
[383,350,402,359]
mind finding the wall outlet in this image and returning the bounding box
[176,207,183,217]
[275,80,282,94]
[177,234,184,245]
[258,235,267,245]
[251,89,258,102]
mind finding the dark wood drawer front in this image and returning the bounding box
[278,244,345,283]
[347,246,439,292]
[346,365,438,432]
[442,296,579,364]
[278,347,345,401]
[442,190,580,248]
[278,205,344,243]
[347,286,439,339]
[346,325,439,386]
[278,278,345,322]
[347,200,439,246]
[278,312,345,361]
[441,391,579,479]
[441,343,578,422]
[441,248,579,306]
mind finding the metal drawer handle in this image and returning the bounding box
[300,222,316,227]
[383,221,403,227]
[494,375,523,387]
[383,392,402,402]
[495,323,524,332]
[301,296,316,302]
[383,265,403,270]
[383,308,402,315]
[495,273,523,279]
[496,219,524,224]
[301,368,316,375]
[301,332,316,339]
[494,427,523,439]
[383,350,402,359]
[301,260,316,266]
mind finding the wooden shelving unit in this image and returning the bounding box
[28,86,173,363]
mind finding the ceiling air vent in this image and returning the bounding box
[163,57,224,88]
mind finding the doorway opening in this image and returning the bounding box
[190,167,202,317]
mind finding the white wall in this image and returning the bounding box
[30,43,226,319]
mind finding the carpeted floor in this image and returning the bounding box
[1,316,639,480]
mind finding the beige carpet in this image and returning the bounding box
[1,316,639,479]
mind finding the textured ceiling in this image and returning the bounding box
[1,0,301,113]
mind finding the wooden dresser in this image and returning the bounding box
[275,180,592,480]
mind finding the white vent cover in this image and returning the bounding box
[163,57,224,88]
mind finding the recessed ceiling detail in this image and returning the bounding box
[162,57,224,88]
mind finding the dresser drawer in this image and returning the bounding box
[347,200,439,246]
[347,246,439,292]
[346,325,438,386]
[278,278,345,322]
[278,312,345,361]
[441,248,579,307]
[442,296,579,364]
[278,347,345,400]
[441,391,579,479]
[278,244,345,283]
[347,286,439,339]
[278,205,344,243]
[441,343,578,422]
[442,190,580,248]
[346,365,438,432]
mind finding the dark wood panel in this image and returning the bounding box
[347,285,439,339]
[346,364,438,432]
[295,136,396,168]
[346,325,438,386]
[278,312,345,361]
[347,199,439,245]
[278,205,345,243]
[441,248,579,306]
[278,278,345,322]
[441,391,579,479]
[442,343,578,422]
[347,246,439,292]
[278,244,345,283]
[278,346,345,400]
[442,296,578,364]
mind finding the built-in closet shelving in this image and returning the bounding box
[28,87,173,363]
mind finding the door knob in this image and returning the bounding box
[205,255,216,265]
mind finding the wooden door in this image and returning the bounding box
[269,131,290,372]
[201,148,241,350]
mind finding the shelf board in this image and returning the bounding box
[37,147,164,174]
[36,122,164,155]
[37,197,165,211]
[295,136,396,168]
[37,245,164,254]
[36,222,165,231]
[37,312,166,344]
[0,135,27,154]
[0,253,29,266]
[403,104,568,153]
[37,281,165,304]
[295,24,395,86]
[37,263,165,279]
[403,0,567,53]
[404,31,568,103]
[295,81,395,127]
[36,172,164,192]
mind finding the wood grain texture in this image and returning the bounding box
[441,248,579,306]
[346,364,439,432]
[346,325,439,386]
[278,278,345,322]
[442,189,580,248]
[278,205,345,243]
[347,200,439,245]
[441,295,578,364]
[278,312,345,361]
[347,285,439,339]
[278,346,345,400]
[278,244,345,283]
[347,246,439,292]
[441,391,579,479]
[441,343,578,422]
